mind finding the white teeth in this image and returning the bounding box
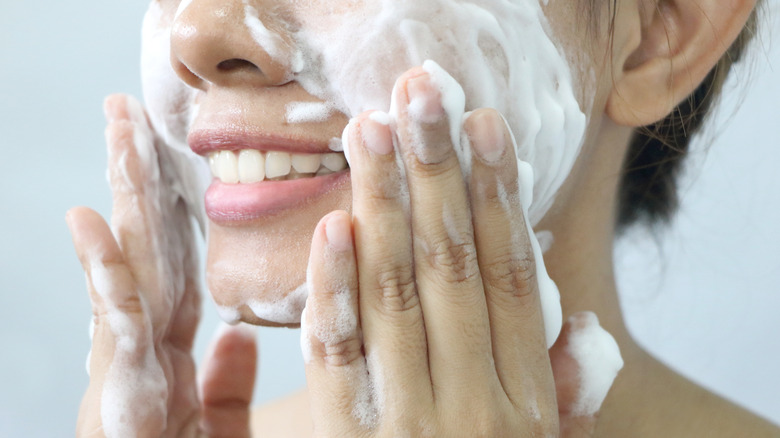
[238,149,265,183]
[291,153,321,173]
[209,152,218,176]
[217,150,239,184]
[209,149,347,183]
[321,153,348,172]
[265,151,292,179]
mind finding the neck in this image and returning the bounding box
[538,117,636,350]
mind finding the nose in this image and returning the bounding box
[170,0,296,90]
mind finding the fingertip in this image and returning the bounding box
[357,112,394,156]
[103,93,127,123]
[324,210,353,252]
[66,207,102,242]
[464,108,508,164]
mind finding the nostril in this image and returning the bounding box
[217,58,261,73]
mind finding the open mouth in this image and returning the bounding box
[208,149,349,183]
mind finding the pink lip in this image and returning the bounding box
[189,129,332,155]
[190,129,349,224]
[205,171,350,224]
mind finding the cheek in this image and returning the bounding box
[141,1,198,150]
[296,0,589,224]
[141,1,211,230]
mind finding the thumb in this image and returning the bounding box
[549,311,624,437]
[199,323,259,438]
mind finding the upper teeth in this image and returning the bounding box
[208,150,349,183]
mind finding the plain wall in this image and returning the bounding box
[0,2,777,435]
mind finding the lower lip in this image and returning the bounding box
[205,171,350,224]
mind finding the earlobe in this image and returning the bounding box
[606,0,757,127]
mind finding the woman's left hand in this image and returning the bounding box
[301,67,616,437]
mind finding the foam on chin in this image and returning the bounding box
[140,0,588,343]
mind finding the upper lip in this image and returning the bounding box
[188,128,337,157]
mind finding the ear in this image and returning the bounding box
[606,0,756,127]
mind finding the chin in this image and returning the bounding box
[204,182,352,326]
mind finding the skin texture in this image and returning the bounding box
[68,0,780,436]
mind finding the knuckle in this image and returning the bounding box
[372,267,419,314]
[405,155,455,178]
[322,337,364,368]
[482,250,537,300]
[424,236,479,284]
[360,174,405,209]
[113,293,146,316]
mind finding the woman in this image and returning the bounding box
[67,0,779,436]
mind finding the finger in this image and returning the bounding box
[392,66,494,398]
[549,312,623,437]
[199,323,258,438]
[346,112,433,415]
[167,198,201,352]
[302,212,369,435]
[103,95,171,330]
[465,109,555,406]
[67,207,166,437]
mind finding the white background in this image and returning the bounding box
[0,2,777,436]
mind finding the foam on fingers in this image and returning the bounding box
[71,218,168,437]
[301,213,383,429]
[302,213,359,364]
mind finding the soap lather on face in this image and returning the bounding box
[140,0,593,332]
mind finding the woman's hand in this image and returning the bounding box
[301,67,620,437]
[68,94,257,437]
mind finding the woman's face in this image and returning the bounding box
[140,0,609,326]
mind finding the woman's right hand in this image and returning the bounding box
[68,94,257,437]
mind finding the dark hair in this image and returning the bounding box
[613,3,761,231]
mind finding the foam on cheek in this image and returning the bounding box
[285,101,334,124]
[566,312,624,417]
[141,1,210,233]
[243,1,304,75]
[286,0,587,223]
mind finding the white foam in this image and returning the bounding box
[141,1,210,234]
[351,362,380,428]
[139,0,591,338]
[328,137,344,152]
[214,303,241,325]
[566,312,624,417]
[90,261,168,438]
[243,1,302,74]
[214,282,309,325]
[299,306,312,363]
[368,111,391,125]
[247,282,309,324]
[285,101,334,124]
[535,230,554,254]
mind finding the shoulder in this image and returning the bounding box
[595,345,780,437]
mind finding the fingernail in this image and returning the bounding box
[405,73,451,164]
[467,110,506,163]
[325,213,352,252]
[406,73,444,124]
[360,113,393,155]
